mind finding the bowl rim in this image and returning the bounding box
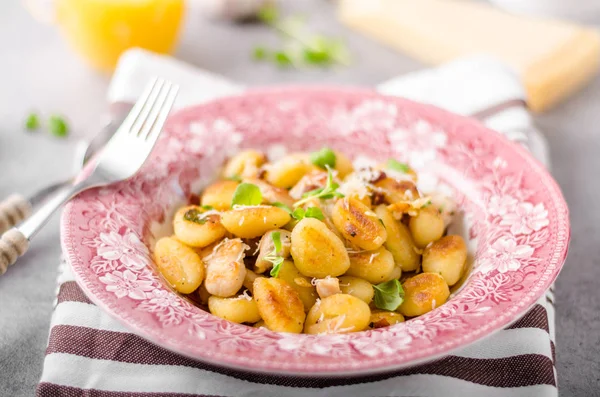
[62,85,570,376]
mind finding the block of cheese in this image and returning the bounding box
[338,0,600,112]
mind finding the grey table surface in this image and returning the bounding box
[0,1,599,396]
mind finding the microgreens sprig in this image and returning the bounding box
[271,202,293,214]
[292,206,324,221]
[267,231,285,277]
[293,166,344,207]
[253,4,350,69]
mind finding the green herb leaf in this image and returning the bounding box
[253,46,269,60]
[373,279,405,311]
[267,231,285,277]
[252,3,350,69]
[274,51,293,67]
[303,48,331,65]
[183,208,208,225]
[272,202,292,214]
[227,175,242,182]
[25,113,40,131]
[292,207,305,220]
[48,115,69,138]
[294,166,343,207]
[304,207,324,220]
[269,257,284,277]
[310,147,336,169]
[257,3,279,24]
[386,159,410,173]
[201,205,215,211]
[271,231,282,253]
[231,183,263,207]
[421,200,432,208]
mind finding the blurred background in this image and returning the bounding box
[1,0,600,395]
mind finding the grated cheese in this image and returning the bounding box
[232,204,272,210]
[234,290,253,301]
[368,252,380,264]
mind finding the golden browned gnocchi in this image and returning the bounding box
[331,197,387,250]
[346,246,396,284]
[290,218,350,278]
[253,277,306,333]
[338,276,374,304]
[208,295,262,324]
[154,147,463,335]
[173,206,227,247]
[153,236,205,294]
[201,180,239,210]
[223,150,266,179]
[399,273,450,317]
[409,206,445,248]
[422,235,467,286]
[220,206,291,238]
[369,311,405,328]
[304,294,371,334]
[277,260,318,311]
[264,154,315,189]
[375,205,420,271]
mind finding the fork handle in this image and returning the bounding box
[0,194,32,235]
[0,229,29,275]
[0,183,81,275]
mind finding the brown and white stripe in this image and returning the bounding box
[37,264,557,397]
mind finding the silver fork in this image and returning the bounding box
[0,78,179,275]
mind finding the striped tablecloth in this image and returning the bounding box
[37,50,558,397]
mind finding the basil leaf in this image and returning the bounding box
[373,279,405,311]
[304,207,324,220]
[310,147,336,169]
[201,205,214,210]
[272,202,292,214]
[386,159,410,173]
[183,208,208,225]
[231,183,262,206]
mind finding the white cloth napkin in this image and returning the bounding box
[38,48,557,397]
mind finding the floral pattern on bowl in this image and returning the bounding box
[61,87,569,376]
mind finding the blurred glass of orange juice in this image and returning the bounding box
[53,0,185,71]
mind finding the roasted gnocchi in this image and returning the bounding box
[153,147,463,334]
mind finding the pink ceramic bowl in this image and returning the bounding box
[61,87,569,376]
